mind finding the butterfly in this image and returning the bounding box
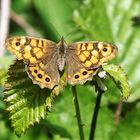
[5,36,118,89]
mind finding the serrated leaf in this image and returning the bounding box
[72,0,114,41]
[0,68,7,87]
[4,60,54,136]
[102,64,131,100]
[0,62,8,110]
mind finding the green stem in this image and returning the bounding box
[72,86,85,140]
[89,77,106,140]
[89,91,103,140]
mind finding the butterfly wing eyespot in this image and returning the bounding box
[82,71,88,75]
[45,77,50,82]
[34,69,38,73]
[37,73,43,79]
[102,48,108,52]
[15,42,20,46]
[74,74,80,79]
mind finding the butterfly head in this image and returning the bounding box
[58,36,66,46]
[60,36,65,43]
[57,37,67,54]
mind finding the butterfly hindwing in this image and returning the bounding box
[66,51,97,85]
[26,56,59,89]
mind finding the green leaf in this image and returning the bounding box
[102,64,131,100]
[0,66,7,110]
[72,0,114,41]
[0,68,7,87]
[0,55,15,69]
[4,60,54,136]
[41,120,72,139]
[12,0,32,13]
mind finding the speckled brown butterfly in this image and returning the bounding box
[5,36,118,89]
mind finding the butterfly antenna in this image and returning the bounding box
[47,21,62,40]
[64,28,77,40]
[64,24,83,41]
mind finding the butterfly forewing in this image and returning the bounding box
[68,41,117,69]
[5,36,57,64]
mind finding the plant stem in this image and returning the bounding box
[89,91,103,140]
[114,98,122,126]
[72,86,85,140]
[10,11,42,37]
[89,77,105,140]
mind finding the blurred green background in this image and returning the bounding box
[0,0,140,140]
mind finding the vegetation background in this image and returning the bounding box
[0,0,140,140]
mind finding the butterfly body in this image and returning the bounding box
[56,37,67,71]
[5,36,118,89]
